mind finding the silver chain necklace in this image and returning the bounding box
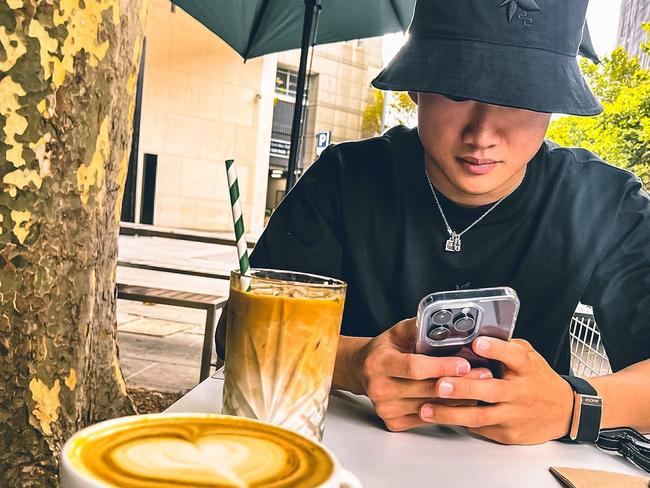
[425,168,525,253]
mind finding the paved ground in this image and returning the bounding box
[117,234,239,392]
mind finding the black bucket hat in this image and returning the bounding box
[372,0,603,116]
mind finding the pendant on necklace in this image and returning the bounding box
[445,232,462,253]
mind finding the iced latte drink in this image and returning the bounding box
[222,269,346,441]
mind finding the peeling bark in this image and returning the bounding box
[0,0,147,484]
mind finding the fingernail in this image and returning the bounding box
[421,405,434,419]
[479,371,492,379]
[439,380,454,397]
[456,362,470,375]
[476,337,490,352]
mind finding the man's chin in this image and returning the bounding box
[446,180,511,206]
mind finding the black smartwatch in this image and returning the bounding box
[562,375,603,442]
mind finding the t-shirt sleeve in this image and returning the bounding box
[582,178,650,372]
[249,147,344,279]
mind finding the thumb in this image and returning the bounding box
[387,318,418,351]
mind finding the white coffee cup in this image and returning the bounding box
[59,413,362,488]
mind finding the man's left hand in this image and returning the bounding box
[418,337,575,445]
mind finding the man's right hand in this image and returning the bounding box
[333,318,492,432]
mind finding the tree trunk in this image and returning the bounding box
[0,0,147,484]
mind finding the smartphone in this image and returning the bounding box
[415,287,520,374]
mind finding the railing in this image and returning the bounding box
[570,304,612,378]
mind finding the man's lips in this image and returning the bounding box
[458,156,499,165]
[455,156,500,175]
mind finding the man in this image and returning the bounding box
[217,0,650,445]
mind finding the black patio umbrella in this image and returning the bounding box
[171,0,600,190]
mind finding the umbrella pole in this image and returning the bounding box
[286,0,321,191]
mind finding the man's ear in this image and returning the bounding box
[408,91,418,105]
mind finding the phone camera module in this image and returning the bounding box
[431,309,453,326]
[453,313,476,333]
[428,326,450,341]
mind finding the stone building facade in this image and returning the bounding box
[128,0,384,233]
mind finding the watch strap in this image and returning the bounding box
[596,427,650,474]
[561,375,602,442]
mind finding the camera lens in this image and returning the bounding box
[453,314,476,333]
[431,309,453,326]
[428,326,450,341]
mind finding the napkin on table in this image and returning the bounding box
[549,467,649,488]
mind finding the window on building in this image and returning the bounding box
[275,68,299,98]
[266,66,315,212]
[269,99,295,166]
[270,67,313,169]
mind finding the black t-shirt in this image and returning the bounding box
[250,126,650,374]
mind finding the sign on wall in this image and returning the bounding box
[270,139,291,158]
[315,131,331,156]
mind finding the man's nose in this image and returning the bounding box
[461,103,501,150]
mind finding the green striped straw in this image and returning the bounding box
[225,159,251,288]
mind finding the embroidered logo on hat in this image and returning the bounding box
[498,0,541,23]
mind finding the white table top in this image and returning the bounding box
[166,373,644,487]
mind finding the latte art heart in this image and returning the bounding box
[66,415,334,487]
[113,436,289,487]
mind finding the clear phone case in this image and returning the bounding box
[415,287,520,373]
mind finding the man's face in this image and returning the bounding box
[413,93,551,207]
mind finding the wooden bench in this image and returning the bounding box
[117,284,227,382]
[117,260,231,281]
[119,221,256,249]
[117,223,257,382]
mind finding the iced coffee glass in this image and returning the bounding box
[222,269,346,442]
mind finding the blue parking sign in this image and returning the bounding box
[315,131,331,156]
